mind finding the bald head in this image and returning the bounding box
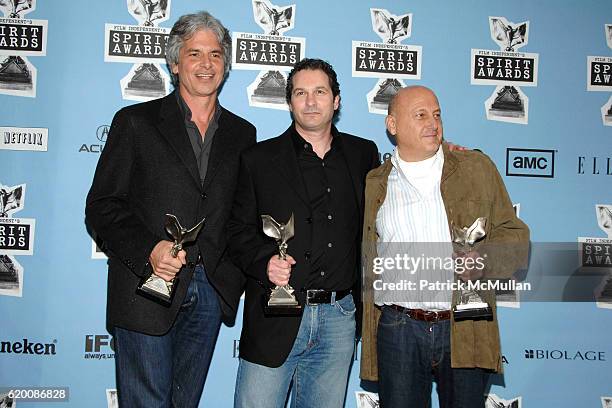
[388,86,439,116]
[385,85,443,162]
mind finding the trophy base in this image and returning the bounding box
[263,304,303,315]
[136,274,176,306]
[453,304,493,321]
[262,296,302,315]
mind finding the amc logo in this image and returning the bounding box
[506,148,555,178]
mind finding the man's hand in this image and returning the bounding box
[454,250,485,282]
[447,142,468,152]
[267,254,296,287]
[149,240,186,282]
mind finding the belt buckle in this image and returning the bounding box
[424,310,440,323]
[306,289,325,305]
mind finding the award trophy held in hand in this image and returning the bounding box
[452,217,493,321]
[261,213,301,315]
[137,214,205,305]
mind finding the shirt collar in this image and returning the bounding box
[290,122,342,155]
[175,90,221,126]
[391,145,444,174]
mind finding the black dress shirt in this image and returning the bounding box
[176,91,221,185]
[290,124,359,291]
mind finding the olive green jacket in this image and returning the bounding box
[360,143,529,380]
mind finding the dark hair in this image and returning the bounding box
[285,58,341,105]
[165,11,232,86]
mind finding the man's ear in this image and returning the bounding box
[333,95,340,111]
[385,115,396,136]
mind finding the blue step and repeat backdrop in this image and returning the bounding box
[1,0,612,407]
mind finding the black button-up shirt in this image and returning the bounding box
[176,91,221,185]
[290,124,359,291]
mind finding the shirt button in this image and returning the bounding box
[320,271,325,276]
[322,162,325,167]
[201,192,207,199]
[327,214,333,220]
[328,242,333,248]
[326,187,331,193]
[303,143,309,149]
[304,251,311,260]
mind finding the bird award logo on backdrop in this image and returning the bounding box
[0,0,48,98]
[232,0,306,110]
[471,17,539,125]
[351,8,422,115]
[578,204,612,309]
[586,24,612,126]
[0,182,35,297]
[104,0,172,102]
[485,394,521,408]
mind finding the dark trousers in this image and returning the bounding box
[377,306,488,408]
[114,265,221,408]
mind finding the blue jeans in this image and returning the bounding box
[114,265,221,408]
[234,294,357,408]
[377,306,488,408]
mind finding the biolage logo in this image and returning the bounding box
[524,348,606,361]
[505,148,555,178]
[0,338,56,355]
[84,334,115,360]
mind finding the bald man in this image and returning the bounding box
[359,86,529,407]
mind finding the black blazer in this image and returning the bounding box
[228,125,379,367]
[86,92,256,335]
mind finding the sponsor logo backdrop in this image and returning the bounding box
[0,1,611,407]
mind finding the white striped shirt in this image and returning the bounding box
[375,146,453,310]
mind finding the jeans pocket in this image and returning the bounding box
[377,307,403,327]
[334,294,356,316]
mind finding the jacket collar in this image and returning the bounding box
[156,91,201,189]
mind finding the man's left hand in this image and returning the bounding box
[447,142,468,152]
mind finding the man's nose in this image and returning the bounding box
[305,92,316,106]
[427,115,438,129]
[200,54,212,68]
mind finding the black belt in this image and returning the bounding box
[385,304,451,322]
[303,289,351,305]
